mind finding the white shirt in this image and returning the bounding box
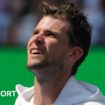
[15,76,105,105]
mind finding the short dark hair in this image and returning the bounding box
[41,2,91,75]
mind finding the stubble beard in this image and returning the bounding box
[27,58,65,84]
[27,60,51,72]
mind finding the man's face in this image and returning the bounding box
[27,16,71,70]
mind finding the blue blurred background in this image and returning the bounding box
[0,0,105,46]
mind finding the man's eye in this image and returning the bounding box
[46,32,57,38]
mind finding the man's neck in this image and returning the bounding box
[34,67,71,105]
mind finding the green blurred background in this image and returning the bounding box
[0,47,105,105]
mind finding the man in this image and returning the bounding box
[15,2,105,105]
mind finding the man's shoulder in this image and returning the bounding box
[53,76,105,105]
[78,101,105,105]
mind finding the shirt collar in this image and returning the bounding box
[52,76,93,105]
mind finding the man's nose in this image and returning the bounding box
[33,35,45,47]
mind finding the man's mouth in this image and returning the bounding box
[30,48,43,55]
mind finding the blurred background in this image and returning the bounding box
[0,0,105,105]
[0,0,105,46]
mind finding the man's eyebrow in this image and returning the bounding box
[46,30,59,35]
[32,29,39,34]
[33,28,60,35]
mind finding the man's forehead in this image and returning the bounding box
[35,16,70,31]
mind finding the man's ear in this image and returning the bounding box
[68,47,84,64]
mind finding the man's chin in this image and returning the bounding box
[27,61,49,70]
